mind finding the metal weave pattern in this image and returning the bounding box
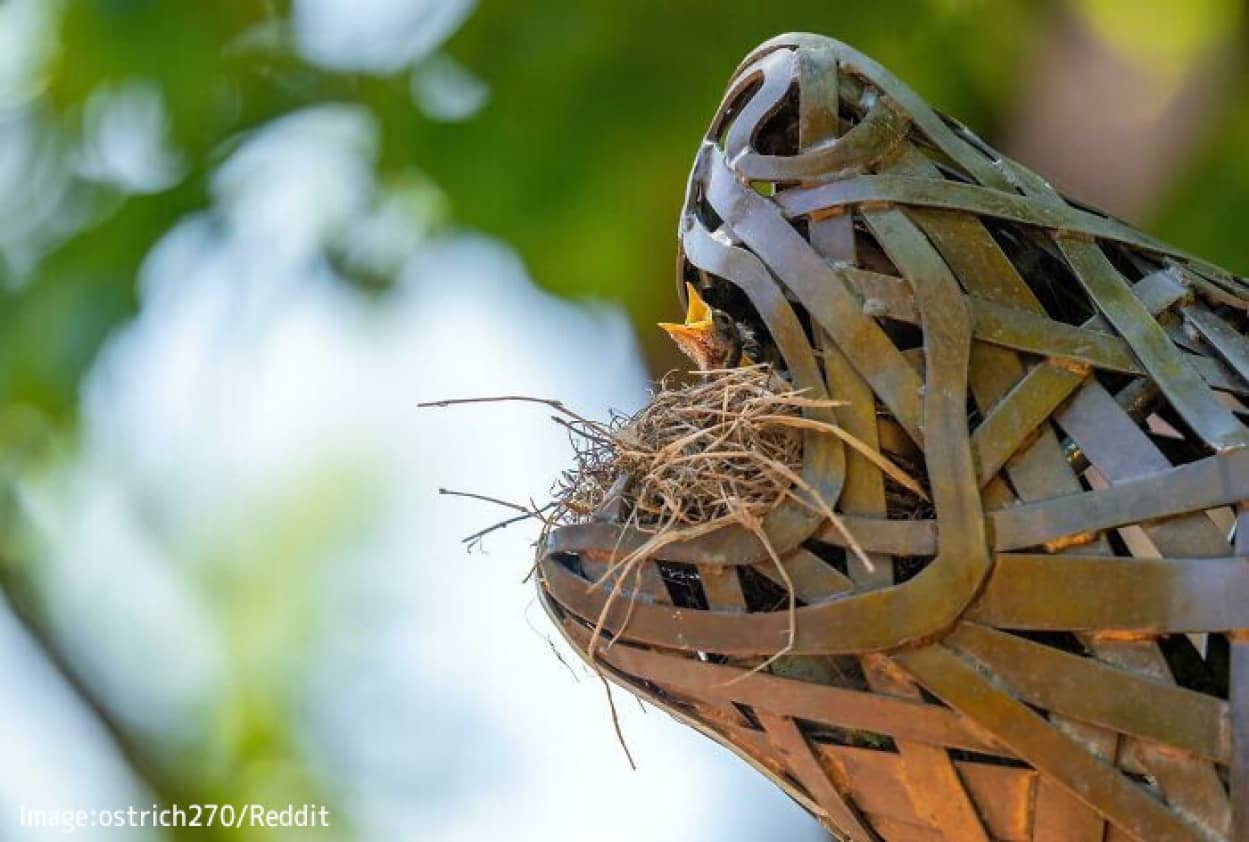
[538,32,1249,842]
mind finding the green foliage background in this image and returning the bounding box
[0,2,1246,838]
[12,0,1246,423]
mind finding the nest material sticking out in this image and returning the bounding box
[554,365,809,531]
[551,364,925,538]
[545,364,835,662]
[544,365,929,662]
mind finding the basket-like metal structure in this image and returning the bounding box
[538,33,1249,841]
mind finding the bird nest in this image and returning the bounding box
[543,364,925,664]
[551,366,811,534]
[550,365,925,539]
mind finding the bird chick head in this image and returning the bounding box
[659,283,744,371]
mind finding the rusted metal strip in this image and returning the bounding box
[840,266,919,320]
[815,514,936,556]
[1082,559,1228,842]
[798,46,858,263]
[842,274,1147,373]
[856,816,942,841]
[751,546,854,603]
[971,362,1085,487]
[1234,638,1249,842]
[814,329,894,583]
[1185,305,1249,385]
[1118,736,1231,841]
[1184,266,1249,312]
[906,206,1042,307]
[735,47,904,182]
[1057,236,1249,451]
[1033,782,1107,842]
[888,738,993,840]
[795,46,889,588]
[990,447,1249,551]
[860,655,992,842]
[583,636,1007,755]
[849,266,1229,484]
[815,204,988,836]
[708,718,831,818]
[844,227,1184,319]
[797,44,840,159]
[722,48,795,170]
[861,203,988,584]
[1132,266,1192,311]
[809,746,934,835]
[813,744,1036,841]
[547,520,757,566]
[757,712,880,841]
[955,762,1035,842]
[547,539,994,655]
[901,194,1094,506]
[969,552,1249,632]
[1055,379,1173,477]
[776,174,1186,258]
[840,262,1201,493]
[1178,263,1249,308]
[1194,354,1249,395]
[946,623,1230,763]
[897,644,1208,842]
[1055,378,1234,556]
[803,99,985,842]
[734,35,1016,192]
[735,93,910,182]
[906,200,1127,842]
[698,564,747,612]
[747,32,1240,285]
[970,296,1142,372]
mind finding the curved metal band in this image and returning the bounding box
[723,49,795,169]
[726,50,911,183]
[729,34,1015,192]
[775,174,1187,259]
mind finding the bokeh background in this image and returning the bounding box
[0,1,1245,840]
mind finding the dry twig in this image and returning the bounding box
[425,366,926,663]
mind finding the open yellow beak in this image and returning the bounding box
[656,319,713,347]
[658,282,714,338]
[658,283,718,364]
[680,281,713,324]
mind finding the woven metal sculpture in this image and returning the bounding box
[537,32,1249,841]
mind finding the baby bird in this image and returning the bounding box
[658,283,754,371]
